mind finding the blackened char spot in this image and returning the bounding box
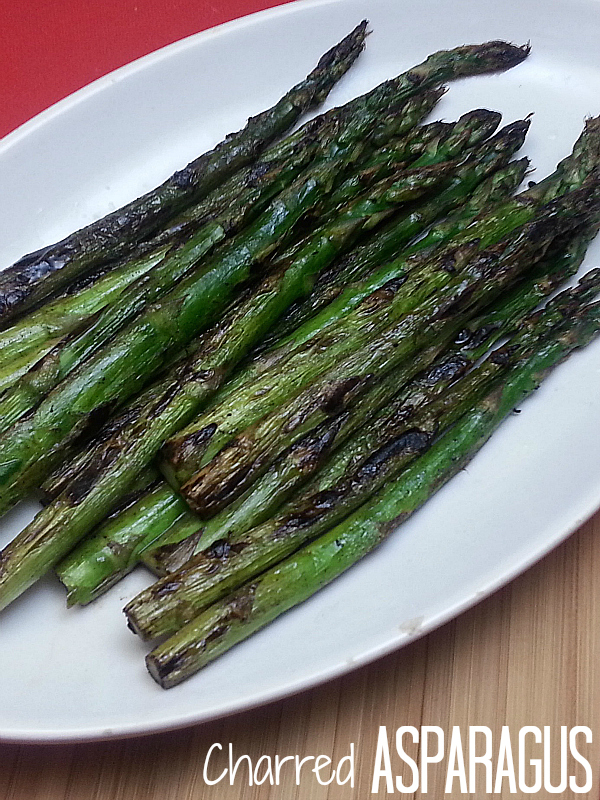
[454,328,472,345]
[359,275,408,313]
[225,583,257,622]
[153,580,182,599]
[275,488,343,535]
[204,624,231,645]
[423,355,469,385]
[490,347,514,366]
[155,654,185,679]
[147,380,183,418]
[166,423,218,468]
[206,538,231,559]
[355,429,431,482]
[64,445,122,503]
[171,166,197,189]
[159,531,203,573]
[439,253,458,274]
[464,324,498,351]
[247,161,273,185]
[320,376,365,414]
[290,413,348,472]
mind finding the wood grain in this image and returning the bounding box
[2,511,598,799]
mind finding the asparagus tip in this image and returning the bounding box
[315,19,370,71]
[478,40,531,69]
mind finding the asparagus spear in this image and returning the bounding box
[153,86,444,246]
[0,158,470,609]
[164,159,597,500]
[144,299,600,685]
[0,246,167,376]
[261,116,600,345]
[54,159,529,595]
[174,181,600,516]
[43,139,528,511]
[128,275,600,643]
[142,219,597,575]
[0,23,369,323]
[56,483,191,606]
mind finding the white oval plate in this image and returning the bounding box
[1,0,600,743]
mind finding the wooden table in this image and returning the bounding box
[2,2,600,796]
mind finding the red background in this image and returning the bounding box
[1,0,294,139]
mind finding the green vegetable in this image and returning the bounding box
[144,295,600,686]
[0,139,494,609]
[168,181,600,515]
[142,220,596,576]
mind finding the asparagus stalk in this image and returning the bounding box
[128,275,600,643]
[142,219,597,575]
[154,86,444,246]
[44,140,527,511]
[0,156,472,609]
[0,246,167,376]
[56,483,191,606]
[60,174,530,603]
[261,116,600,345]
[60,213,578,602]
[174,181,600,516]
[0,23,369,323]
[145,300,600,685]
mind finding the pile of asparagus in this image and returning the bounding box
[1,23,599,689]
